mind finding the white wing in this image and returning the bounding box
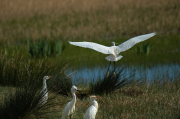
[69,41,111,54]
[117,32,156,53]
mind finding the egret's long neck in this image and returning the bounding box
[92,100,98,110]
[71,92,76,106]
[43,79,47,90]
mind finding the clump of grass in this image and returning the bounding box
[89,67,133,95]
[27,39,65,58]
[0,79,61,119]
[0,52,69,87]
[0,54,47,87]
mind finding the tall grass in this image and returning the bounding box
[50,72,72,96]
[0,0,179,42]
[0,52,71,88]
[27,39,65,58]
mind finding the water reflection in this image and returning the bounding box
[68,63,180,84]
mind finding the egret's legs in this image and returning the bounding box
[106,61,111,77]
[113,61,116,77]
[70,114,73,119]
[114,61,116,70]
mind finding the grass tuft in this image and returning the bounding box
[89,67,133,95]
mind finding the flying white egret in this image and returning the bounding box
[61,85,81,119]
[84,96,99,119]
[38,76,51,106]
[69,32,156,76]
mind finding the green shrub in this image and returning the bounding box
[27,39,65,58]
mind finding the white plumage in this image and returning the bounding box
[61,85,80,119]
[38,76,51,106]
[84,96,99,119]
[69,32,156,62]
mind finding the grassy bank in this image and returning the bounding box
[0,54,179,118]
[0,80,180,118]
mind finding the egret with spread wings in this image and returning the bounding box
[69,32,156,76]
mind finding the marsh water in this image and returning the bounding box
[68,63,180,84]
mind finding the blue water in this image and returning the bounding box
[67,63,180,84]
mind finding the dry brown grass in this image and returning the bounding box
[0,0,180,43]
[0,0,179,19]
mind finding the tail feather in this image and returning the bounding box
[105,55,123,61]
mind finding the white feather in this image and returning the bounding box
[69,41,114,54]
[117,32,156,53]
[61,85,78,119]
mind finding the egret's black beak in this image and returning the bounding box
[76,90,82,92]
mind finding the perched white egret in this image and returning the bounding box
[69,32,156,75]
[61,85,81,119]
[38,76,51,106]
[84,96,99,119]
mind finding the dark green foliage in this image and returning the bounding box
[89,67,133,95]
[0,86,39,119]
[50,73,72,96]
[135,43,151,55]
[27,39,65,58]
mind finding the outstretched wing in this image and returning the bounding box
[69,41,111,54]
[117,32,156,53]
